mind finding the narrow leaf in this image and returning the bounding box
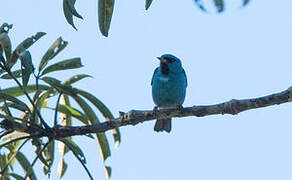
[4,102,28,112]
[9,32,46,68]
[243,0,250,6]
[57,94,72,178]
[63,74,92,85]
[39,37,68,72]
[57,158,68,178]
[20,50,34,87]
[78,89,120,147]
[15,152,36,180]
[61,138,86,163]
[63,0,83,30]
[65,0,83,19]
[0,32,11,61]
[0,92,30,113]
[41,58,82,76]
[63,0,76,30]
[145,0,153,10]
[214,0,224,13]
[98,0,115,37]
[193,0,207,12]
[31,138,50,168]
[9,173,24,180]
[1,131,30,141]
[105,166,112,180]
[73,95,111,161]
[41,76,78,95]
[0,69,22,79]
[60,138,94,180]
[0,85,50,99]
[42,141,55,176]
[0,155,9,177]
[48,104,89,125]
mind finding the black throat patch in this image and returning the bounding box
[160,62,169,75]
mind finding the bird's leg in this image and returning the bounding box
[152,106,159,117]
[177,105,184,115]
[119,111,125,120]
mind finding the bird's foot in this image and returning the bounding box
[152,106,159,117]
[119,111,125,120]
[177,105,184,115]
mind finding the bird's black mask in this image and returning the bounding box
[160,61,169,75]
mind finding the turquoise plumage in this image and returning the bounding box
[151,54,187,133]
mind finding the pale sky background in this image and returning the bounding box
[1,0,292,180]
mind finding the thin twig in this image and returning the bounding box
[0,139,29,174]
[23,140,51,180]
[5,67,50,129]
[0,136,34,148]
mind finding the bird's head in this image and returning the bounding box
[157,54,182,74]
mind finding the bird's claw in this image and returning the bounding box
[177,105,184,114]
[152,106,159,117]
[119,111,125,120]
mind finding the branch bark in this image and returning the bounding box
[1,86,292,139]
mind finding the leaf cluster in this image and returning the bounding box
[62,0,251,36]
[0,23,120,180]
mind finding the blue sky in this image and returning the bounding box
[1,0,292,179]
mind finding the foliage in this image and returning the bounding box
[0,23,120,180]
[62,0,251,37]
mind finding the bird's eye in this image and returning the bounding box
[164,57,176,63]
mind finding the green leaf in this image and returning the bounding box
[214,0,224,13]
[0,85,50,99]
[43,141,55,176]
[9,32,46,68]
[145,0,153,10]
[9,173,24,180]
[63,0,83,30]
[61,138,86,163]
[41,76,78,95]
[98,0,115,37]
[73,95,111,161]
[57,94,71,178]
[63,74,92,85]
[1,131,30,141]
[0,92,30,113]
[243,0,250,6]
[57,158,68,178]
[78,89,121,147]
[0,32,11,61]
[193,0,207,12]
[0,69,22,79]
[4,102,28,112]
[105,166,112,180]
[59,94,72,127]
[0,154,9,177]
[41,58,83,76]
[39,37,68,72]
[20,50,34,87]
[15,152,36,180]
[64,0,83,19]
[50,104,89,125]
[31,138,50,168]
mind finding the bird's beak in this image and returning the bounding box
[157,57,167,63]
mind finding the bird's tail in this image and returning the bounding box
[154,118,171,133]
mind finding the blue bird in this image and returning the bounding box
[151,54,187,133]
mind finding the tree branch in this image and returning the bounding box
[1,86,292,139]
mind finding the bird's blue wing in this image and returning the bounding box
[182,69,187,87]
[151,67,159,85]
